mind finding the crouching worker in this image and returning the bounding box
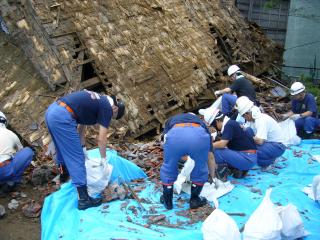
[0,111,34,196]
[236,96,286,168]
[160,113,215,210]
[45,90,125,210]
[207,109,257,181]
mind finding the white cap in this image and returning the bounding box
[236,96,254,116]
[290,82,305,96]
[227,65,240,76]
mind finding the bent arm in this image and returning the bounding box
[78,125,86,146]
[212,139,229,149]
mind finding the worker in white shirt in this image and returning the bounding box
[236,96,286,167]
[0,111,34,196]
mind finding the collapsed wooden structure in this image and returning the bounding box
[0,0,282,146]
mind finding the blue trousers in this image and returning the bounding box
[221,94,237,117]
[45,102,86,187]
[295,117,319,134]
[160,126,210,185]
[257,142,286,167]
[214,148,257,170]
[0,147,33,183]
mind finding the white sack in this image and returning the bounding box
[174,156,194,194]
[85,157,113,196]
[202,208,241,240]
[243,188,283,240]
[277,204,308,239]
[302,175,320,201]
[278,119,301,146]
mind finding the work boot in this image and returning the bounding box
[59,164,70,183]
[77,186,102,210]
[190,183,207,209]
[231,168,248,179]
[160,185,173,210]
[215,164,230,182]
[0,182,17,198]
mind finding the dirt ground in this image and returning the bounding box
[0,184,42,240]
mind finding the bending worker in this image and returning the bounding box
[45,90,125,210]
[236,96,286,168]
[0,111,34,196]
[205,108,257,181]
[282,82,319,139]
[160,113,215,210]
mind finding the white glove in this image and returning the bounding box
[211,132,218,141]
[290,114,301,121]
[214,90,222,96]
[83,146,89,160]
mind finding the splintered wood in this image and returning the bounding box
[0,0,283,141]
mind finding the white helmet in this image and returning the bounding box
[201,108,224,125]
[0,111,7,127]
[227,65,240,76]
[290,82,305,95]
[236,96,254,116]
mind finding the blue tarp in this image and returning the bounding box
[41,141,320,240]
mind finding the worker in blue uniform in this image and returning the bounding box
[45,90,125,210]
[221,93,238,120]
[208,108,257,181]
[283,82,319,139]
[236,96,286,168]
[0,111,34,196]
[160,113,215,210]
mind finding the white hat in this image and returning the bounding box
[199,108,222,125]
[236,96,254,116]
[290,82,305,96]
[227,65,240,76]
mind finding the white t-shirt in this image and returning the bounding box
[0,126,23,162]
[248,113,284,143]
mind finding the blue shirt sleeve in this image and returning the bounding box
[97,96,113,128]
[221,122,234,141]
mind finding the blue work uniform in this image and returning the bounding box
[221,93,237,119]
[214,120,257,170]
[45,90,112,187]
[160,113,213,185]
[292,93,319,134]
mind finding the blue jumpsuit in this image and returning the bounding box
[292,93,320,134]
[0,147,33,183]
[160,113,213,185]
[221,94,237,119]
[45,91,112,187]
[214,120,257,170]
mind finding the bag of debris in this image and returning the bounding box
[202,208,240,240]
[243,188,282,240]
[277,204,308,239]
[313,175,320,201]
[174,156,194,194]
[278,119,301,146]
[85,157,113,196]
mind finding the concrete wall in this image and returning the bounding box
[283,0,320,80]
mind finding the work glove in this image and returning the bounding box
[290,114,301,121]
[83,146,89,160]
[214,90,222,96]
[211,132,218,141]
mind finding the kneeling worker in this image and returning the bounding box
[160,113,215,210]
[236,96,286,168]
[206,108,257,181]
[0,111,34,196]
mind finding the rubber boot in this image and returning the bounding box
[160,185,173,210]
[215,164,230,182]
[0,182,17,198]
[77,186,102,210]
[190,183,207,209]
[59,164,70,183]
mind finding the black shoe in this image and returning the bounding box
[59,164,70,183]
[160,185,173,210]
[189,183,207,209]
[231,169,248,179]
[77,186,102,210]
[215,164,230,182]
[0,183,17,198]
